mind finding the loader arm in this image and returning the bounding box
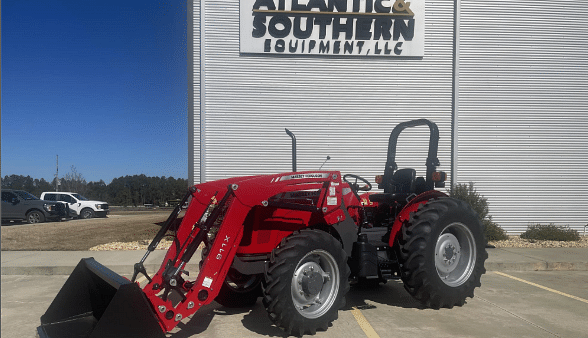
[141,171,345,333]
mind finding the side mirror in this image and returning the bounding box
[11,197,19,205]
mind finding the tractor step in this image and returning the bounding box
[379,261,401,280]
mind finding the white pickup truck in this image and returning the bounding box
[41,192,109,219]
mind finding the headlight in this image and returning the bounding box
[44,204,53,212]
[95,204,102,209]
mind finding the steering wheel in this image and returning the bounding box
[343,174,372,192]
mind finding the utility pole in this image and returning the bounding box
[55,155,59,192]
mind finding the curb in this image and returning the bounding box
[0,264,165,276]
[2,248,587,276]
[0,250,172,276]
[4,262,587,276]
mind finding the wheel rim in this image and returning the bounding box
[291,249,340,319]
[28,212,41,223]
[435,222,476,287]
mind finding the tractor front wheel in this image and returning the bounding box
[214,269,262,308]
[399,198,487,309]
[263,229,350,336]
[200,242,262,308]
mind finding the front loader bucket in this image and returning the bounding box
[37,258,165,338]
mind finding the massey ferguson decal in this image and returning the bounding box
[273,172,331,182]
[240,0,424,56]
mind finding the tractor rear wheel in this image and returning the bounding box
[263,229,350,336]
[398,197,487,309]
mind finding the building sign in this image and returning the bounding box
[240,0,424,57]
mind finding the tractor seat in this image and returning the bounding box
[390,168,416,194]
[368,168,417,204]
[413,176,428,194]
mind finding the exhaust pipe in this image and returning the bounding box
[37,258,165,338]
[285,128,297,172]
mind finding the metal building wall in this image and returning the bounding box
[188,0,200,186]
[190,0,457,188]
[458,1,588,233]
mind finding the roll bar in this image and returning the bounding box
[381,119,440,191]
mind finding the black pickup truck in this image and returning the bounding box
[1,189,68,224]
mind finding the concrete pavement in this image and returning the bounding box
[0,250,169,275]
[2,247,588,275]
[2,248,588,338]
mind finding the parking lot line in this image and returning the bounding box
[494,271,588,304]
[351,306,381,338]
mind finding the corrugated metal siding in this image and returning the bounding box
[192,0,456,188]
[458,0,588,234]
[189,0,201,185]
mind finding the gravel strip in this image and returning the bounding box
[488,236,588,248]
[89,236,588,251]
[89,239,174,251]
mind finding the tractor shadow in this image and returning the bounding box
[241,303,293,337]
[343,279,426,311]
[167,302,218,337]
[169,301,287,338]
[169,281,426,337]
[168,302,248,337]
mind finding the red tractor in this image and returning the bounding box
[38,119,487,338]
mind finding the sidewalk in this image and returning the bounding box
[0,250,171,275]
[2,247,587,275]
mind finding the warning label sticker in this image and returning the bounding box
[327,196,338,205]
[202,277,213,288]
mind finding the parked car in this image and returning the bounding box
[40,192,109,219]
[1,189,68,224]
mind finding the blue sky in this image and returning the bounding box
[1,0,188,184]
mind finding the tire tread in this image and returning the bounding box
[398,198,488,309]
[263,229,350,336]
